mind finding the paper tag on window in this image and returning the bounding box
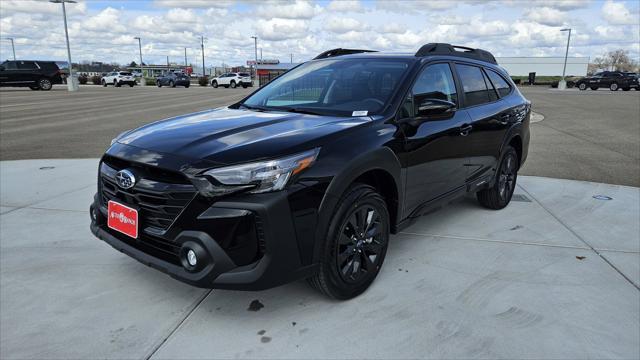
[352,110,368,117]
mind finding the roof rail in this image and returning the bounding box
[415,43,497,64]
[313,48,377,60]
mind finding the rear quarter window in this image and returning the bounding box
[456,64,492,107]
[485,69,511,98]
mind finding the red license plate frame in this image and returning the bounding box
[107,200,139,239]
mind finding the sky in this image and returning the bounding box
[0,0,638,67]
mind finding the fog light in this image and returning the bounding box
[187,249,197,267]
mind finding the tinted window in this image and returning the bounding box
[485,69,512,97]
[119,72,132,76]
[457,64,492,107]
[413,63,457,103]
[239,72,250,76]
[17,61,38,70]
[483,70,498,102]
[2,61,17,70]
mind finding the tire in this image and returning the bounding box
[610,83,618,91]
[590,86,598,90]
[114,80,120,87]
[212,81,218,88]
[169,81,175,88]
[477,146,518,210]
[230,80,236,88]
[185,83,190,88]
[29,86,40,91]
[307,184,390,300]
[578,83,587,91]
[102,80,107,87]
[38,78,52,91]
[157,81,162,88]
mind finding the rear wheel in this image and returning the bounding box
[610,83,619,91]
[169,80,175,88]
[477,145,518,210]
[102,80,107,87]
[212,81,218,88]
[578,83,587,91]
[308,184,390,300]
[114,80,120,87]
[230,80,236,88]
[38,78,52,91]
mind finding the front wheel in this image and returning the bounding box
[578,83,587,91]
[477,146,518,210]
[610,83,619,91]
[102,80,107,87]
[308,184,390,300]
[212,81,218,88]
[38,78,52,91]
[114,80,120,87]
[169,81,175,88]
[157,81,162,87]
[230,80,236,88]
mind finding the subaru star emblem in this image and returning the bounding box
[115,169,136,190]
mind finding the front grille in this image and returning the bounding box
[99,157,196,233]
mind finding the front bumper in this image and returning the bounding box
[90,190,318,290]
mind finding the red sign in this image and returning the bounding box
[108,201,138,239]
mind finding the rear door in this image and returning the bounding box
[0,61,18,84]
[455,63,514,185]
[402,62,472,215]
[17,61,40,84]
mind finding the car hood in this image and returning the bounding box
[117,107,370,165]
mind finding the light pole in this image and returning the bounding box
[4,38,16,60]
[50,0,78,92]
[184,47,187,66]
[200,36,206,77]
[251,36,258,85]
[558,28,572,90]
[290,53,293,64]
[134,36,144,85]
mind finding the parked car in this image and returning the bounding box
[211,72,252,88]
[90,43,530,299]
[0,60,64,90]
[575,71,639,91]
[101,71,136,87]
[156,72,191,88]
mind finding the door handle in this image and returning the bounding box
[460,124,472,136]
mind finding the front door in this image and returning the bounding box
[401,62,472,216]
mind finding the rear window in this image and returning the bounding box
[485,69,512,97]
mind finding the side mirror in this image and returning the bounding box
[416,98,456,117]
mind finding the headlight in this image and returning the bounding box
[201,148,320,195]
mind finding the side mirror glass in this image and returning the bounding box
[416,98,456,117]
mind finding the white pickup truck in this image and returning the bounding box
[211,72,252,88]
[101,71,136,87]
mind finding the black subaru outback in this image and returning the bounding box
[90,43,530,299]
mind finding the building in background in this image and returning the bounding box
[496,57,590,76]
[256,62,298,86]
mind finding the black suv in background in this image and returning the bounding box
[90,43,530,299]
[0,60,64,90]
[156,72,191,88]
[575,71,639,91]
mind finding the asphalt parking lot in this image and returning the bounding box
[1,85,638,186]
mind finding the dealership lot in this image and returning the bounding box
[0,85,639,359]
[1,85,638,186]
[0,159,638,359]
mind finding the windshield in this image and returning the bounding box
[242,58,412,116]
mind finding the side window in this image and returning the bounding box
[485,69,512,97]
[457,64,492,107]
[482,70,499,102]
[17,61,38,70]
[2,61,17,70]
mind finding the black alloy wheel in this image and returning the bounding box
[38,78,52,91]
[578,83,587,90]
[308,183,390,299]
[477,145,518,210]
[610,83,618,91]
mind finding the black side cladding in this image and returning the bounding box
[415,43,497,64]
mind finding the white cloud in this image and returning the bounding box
[326,17,366,33]
[166,8,199,23]
[326,0,363,12]
[524,7,568,26]
[255,18,309,41]
[82,8,126,33]
[154,0,234,8]
[0,0,87,16]
[256,0,322,19]
[602,0,639,25]
[376,0,458,12]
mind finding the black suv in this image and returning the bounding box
[90,43,530,299]
[575,71,639,91]
[0,60,64,90]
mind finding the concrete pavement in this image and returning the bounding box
[1,159,638,359]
